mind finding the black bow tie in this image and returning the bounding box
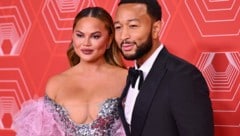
[127,67,144,90]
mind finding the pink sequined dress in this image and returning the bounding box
[13,95,126,136]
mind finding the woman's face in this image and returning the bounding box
[72,17,111,63]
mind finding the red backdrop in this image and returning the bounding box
[0,0,239,135]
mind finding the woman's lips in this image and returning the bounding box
[81,49,93,55]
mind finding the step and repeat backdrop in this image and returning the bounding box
[0,0,239,135]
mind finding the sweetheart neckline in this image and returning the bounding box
[45,95,119,126]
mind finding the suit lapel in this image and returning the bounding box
[131,47,169,136]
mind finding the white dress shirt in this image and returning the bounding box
[124,44,164,126]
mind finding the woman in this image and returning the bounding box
[13,7,127,136]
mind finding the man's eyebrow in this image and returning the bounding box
[114,18,140,24]
[128,18,139,22]
[113,21,120,25]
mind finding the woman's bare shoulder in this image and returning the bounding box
[45,70,71,100]
[109,66,128,85]
[106,67,128,96]
[113,66,128,76]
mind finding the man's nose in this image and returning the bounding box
[120,27,130,41]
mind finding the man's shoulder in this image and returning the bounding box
[163,50,200,73]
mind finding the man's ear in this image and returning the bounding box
[152,20,161,39]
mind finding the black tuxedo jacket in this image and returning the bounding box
[119,47,214,136]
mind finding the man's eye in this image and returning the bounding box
[129,25,138,28]
[114,26,121,30]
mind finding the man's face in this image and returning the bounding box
[114,4,153,60]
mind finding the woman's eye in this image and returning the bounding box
[76,33,83,38]
[93,35,101,39]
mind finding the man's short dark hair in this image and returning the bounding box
[118,0,162,21]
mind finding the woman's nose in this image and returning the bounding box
[82,37,91,46]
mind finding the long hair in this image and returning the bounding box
[67,7,125,68]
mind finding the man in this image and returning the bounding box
[114,0,214,136]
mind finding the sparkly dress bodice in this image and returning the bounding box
[13,95,125,136]
[44,96,122,136]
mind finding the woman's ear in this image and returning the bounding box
[152,20,161,39]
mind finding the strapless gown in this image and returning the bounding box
[13,95,125,136]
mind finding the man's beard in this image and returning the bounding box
[121,34,152,60]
